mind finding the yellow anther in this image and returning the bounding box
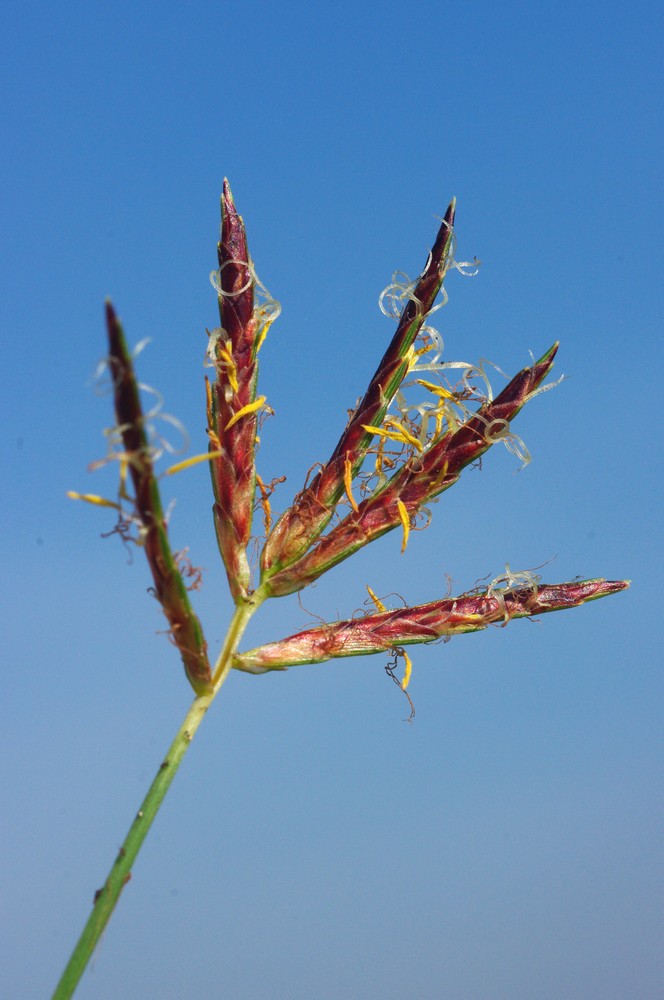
[401,651,413,691]
[396,498,410,553]
[263,498,271,528]
[374,437,385,477]
[362,424,423,452]
[118,457,132,501]
[66,491,122,510]
[383,418,423,452]
[207,428,222,449]
[254,317,274,355]
[205,376,214,425]
[164,451,223,476]
[415,378,456,400]
[366,585,387,613]
[218,340,239,393]
[255,473,273,533]
[225,395,267,430]
[364,424,395,442]
[432,458,451,491]
[344,456,359,512]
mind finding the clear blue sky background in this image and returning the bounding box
[2,2,662,997]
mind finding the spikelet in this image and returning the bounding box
[207,180,277,601]
[234,579,630,672]
[105,303,212,693]
[259,199,457,580]
[263,343,559,597]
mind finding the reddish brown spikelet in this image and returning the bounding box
[208,179,261,601]
[234,579,630,672]
[264,343,558,597]
[105,303,212,693]
[260,199,457,579]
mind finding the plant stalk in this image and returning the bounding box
[51,598,260,1000]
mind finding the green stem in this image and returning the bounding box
[51,598,260,1000]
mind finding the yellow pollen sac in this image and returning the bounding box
[205,376,214,424]
[401,650,413,691]
[366,585,387,613]
[344,456,359,512]
[254,317,274,355]
[374,437,385,476]
[66,491,122,510]
[164,451,224,476]
[218,341,239,393]
[396,498,410,553]
[432,458,451,491]
[383,418,423,452]
[261,496,272,531]
[362,424,423,452]
[255,473,273,532]
[118,457,132,501]
[225,395,267,430]
[207,428,222,450]
[415,378,457,401]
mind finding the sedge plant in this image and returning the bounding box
[57,181,628,997]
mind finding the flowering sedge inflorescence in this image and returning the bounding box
[71,180,628,703]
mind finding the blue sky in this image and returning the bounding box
[2,1,662,997]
